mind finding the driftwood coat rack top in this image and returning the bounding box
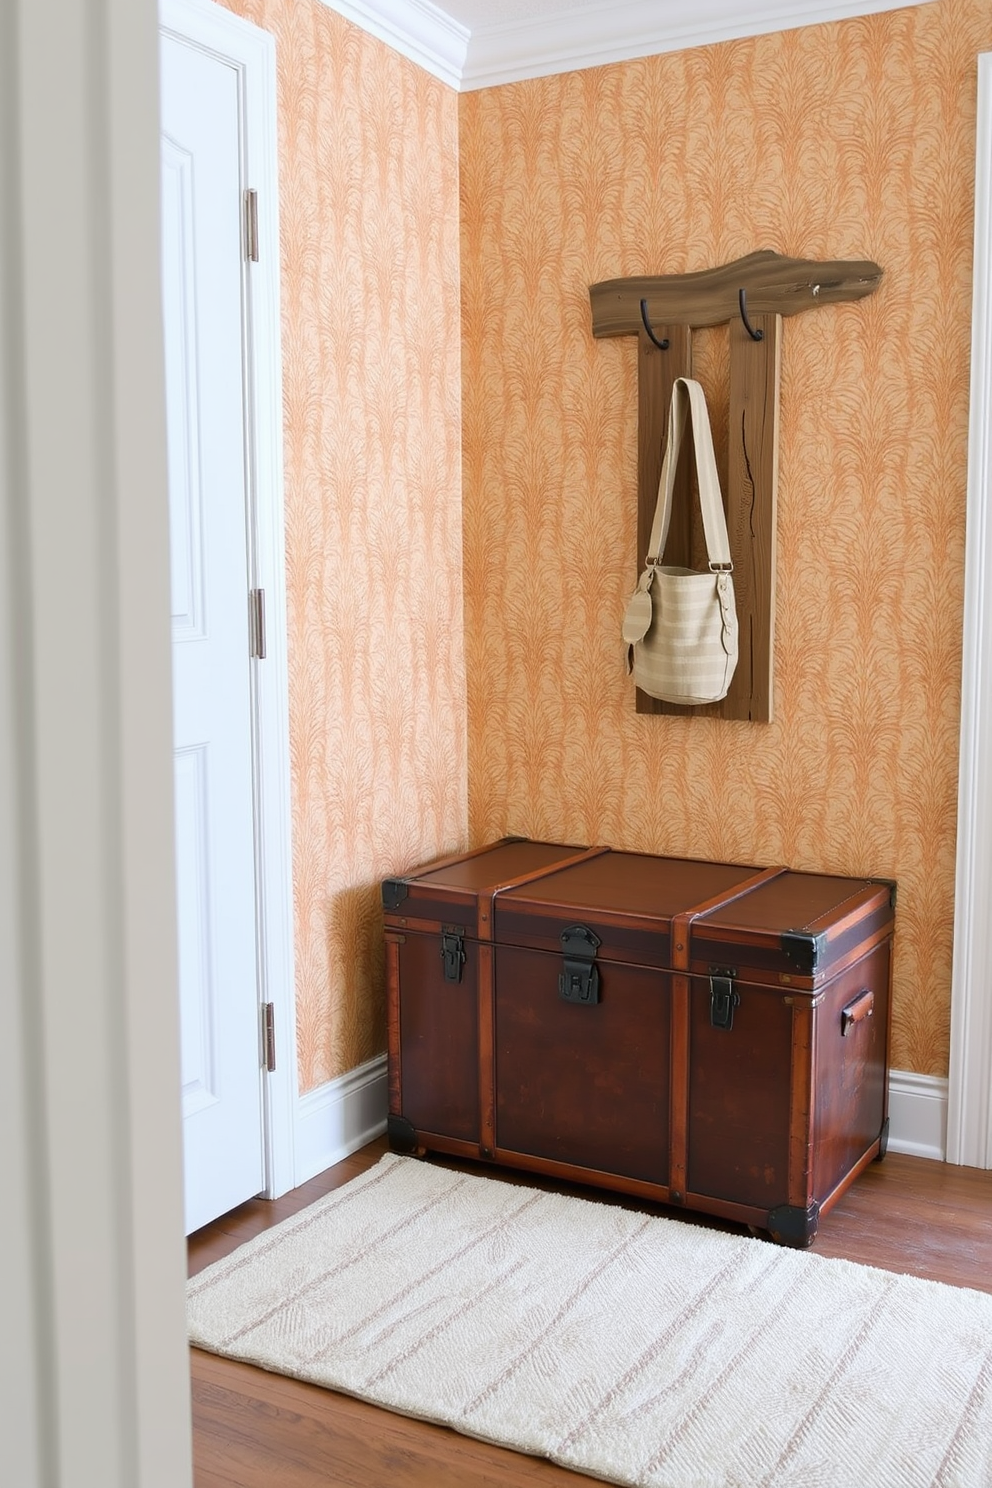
[589,250,883,722]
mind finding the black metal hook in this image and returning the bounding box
[639,298,669,351]
[738,287,763,342]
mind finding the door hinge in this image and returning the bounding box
[244,188,259,262]
[262,1002,276,1072]
[249,588,266,659]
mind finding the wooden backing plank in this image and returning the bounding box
[591,249,883,337]
[724,312,781,721]
[613,252,881,723]
[636,323,693,571]
[645,315,780,721]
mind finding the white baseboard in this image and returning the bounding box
[294,1055,388,1187]
[887,1069,948,1162]
[291,1059,948,1189]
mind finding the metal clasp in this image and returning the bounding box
[441,929,465,984]
[709,967,739,1030]
[559,924,602,1005]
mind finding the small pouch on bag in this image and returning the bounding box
[621,571,654,646]
[624,378,739,706]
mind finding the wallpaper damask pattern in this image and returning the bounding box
[214,0,984,1088]
[220,0,466,1089]
[459,0,991,1076]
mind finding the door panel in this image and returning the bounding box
[174,744,217,1120]
[161,31,264,1234]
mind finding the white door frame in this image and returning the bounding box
[160,0,297,1199]
[948,52,992,1169]
[5,0,192,1479]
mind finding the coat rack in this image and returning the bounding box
[589,250,883,721]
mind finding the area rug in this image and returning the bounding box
[188,1153,992,1487]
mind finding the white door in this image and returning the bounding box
[161,30,265,1233]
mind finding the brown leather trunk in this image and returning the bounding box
[383,840,894,1247]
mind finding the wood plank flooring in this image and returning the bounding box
[187,1138,992,1487]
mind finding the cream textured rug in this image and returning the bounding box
[188,1153,992,1487]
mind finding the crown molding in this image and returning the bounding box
[320,0,468,88]
[320,0,936,91]
[459,0,938,90]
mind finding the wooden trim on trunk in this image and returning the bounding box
[669,974,690,1204]
[817,1139,884,1218]
[492,1148,671,1205]
[478,941,496,1159]
[787,1000,815,1209]
[384,934,403,1118]
[402,1132,482,1161]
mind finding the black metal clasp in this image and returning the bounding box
[709,968,739,1030]
[559,925,601,1005]
[441,929,465,983]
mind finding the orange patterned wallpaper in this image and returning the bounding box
[460,0,991,1076]
[214,0,988,1087]
[218,0,466,1089]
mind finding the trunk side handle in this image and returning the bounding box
[841,987,874,1036]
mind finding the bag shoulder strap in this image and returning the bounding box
[644,378,732,571]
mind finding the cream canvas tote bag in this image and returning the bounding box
[622,377,738,705]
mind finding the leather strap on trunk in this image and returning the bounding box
[669,865,787,1203]
[477,844,611,1158]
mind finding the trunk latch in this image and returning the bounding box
[441,928,466,983]
[709,967,739,1030]
[559,925,602,1005]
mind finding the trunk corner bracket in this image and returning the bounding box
[387,1114,419,1153]
[767,1201,820,1248]
[382,878,409,910]
[781,929,826,976]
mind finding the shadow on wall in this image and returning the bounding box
[307,881,388,1090]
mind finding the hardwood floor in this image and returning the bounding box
[187,1139,992,1487]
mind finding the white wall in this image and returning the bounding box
[0,1,192,1483]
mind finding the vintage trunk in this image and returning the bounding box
[383,840,894,1246]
